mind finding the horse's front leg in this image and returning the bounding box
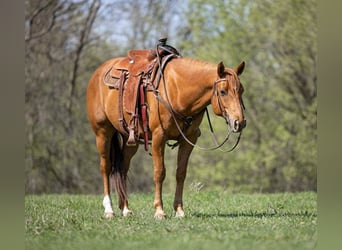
[174,132,199,218]
[151,130,167,219]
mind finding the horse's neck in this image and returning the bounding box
[165,58,217,115]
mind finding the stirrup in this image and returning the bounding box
[126,128,136,146]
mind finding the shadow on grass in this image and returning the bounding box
[192,211,317,218]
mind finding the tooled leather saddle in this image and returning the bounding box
[103,38,181,150]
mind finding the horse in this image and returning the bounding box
[86,47,246,219]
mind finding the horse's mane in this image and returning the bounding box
[182,57,216,67]
[173,57,217,75]
[175,57,241,90]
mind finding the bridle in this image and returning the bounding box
[213,78,232,126]
[208,76,246,152]
[213,75,246,124]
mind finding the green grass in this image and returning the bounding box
[25,192,317,250]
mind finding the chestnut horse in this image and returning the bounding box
[86,54,246,219]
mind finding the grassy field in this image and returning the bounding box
[25,191,317,250]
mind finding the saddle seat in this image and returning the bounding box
[104,49,157,112]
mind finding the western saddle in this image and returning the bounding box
[103,38,181,150]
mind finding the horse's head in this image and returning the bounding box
[211,61,246,133]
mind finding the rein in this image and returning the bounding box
[152,50,242,152]
[204,108,243,152]
[166,106,242,152]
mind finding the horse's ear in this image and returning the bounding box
[217,61,226,78]
[234,61,245,75]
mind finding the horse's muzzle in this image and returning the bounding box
[232,119,246,133]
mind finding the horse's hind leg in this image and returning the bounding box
[119,140,139,217]
[95,129,115,218]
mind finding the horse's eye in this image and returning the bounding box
[220,89,227,96]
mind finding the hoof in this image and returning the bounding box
[175,210,185,218]
[104,212,114,219]
[154,211,167,220]
[122,208,133,217]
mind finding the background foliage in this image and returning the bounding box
[25,0,316,194]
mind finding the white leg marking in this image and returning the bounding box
[122,206,133,217]
[175,207,185,218]
[103,195,114,218]
[154,208,167,220]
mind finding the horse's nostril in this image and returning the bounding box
[234,120,239,131]
[233,119,246,132]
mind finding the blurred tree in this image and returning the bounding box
[25,0,102,193]
[177,0,317,192]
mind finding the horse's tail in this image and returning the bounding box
[110,131,127,210]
